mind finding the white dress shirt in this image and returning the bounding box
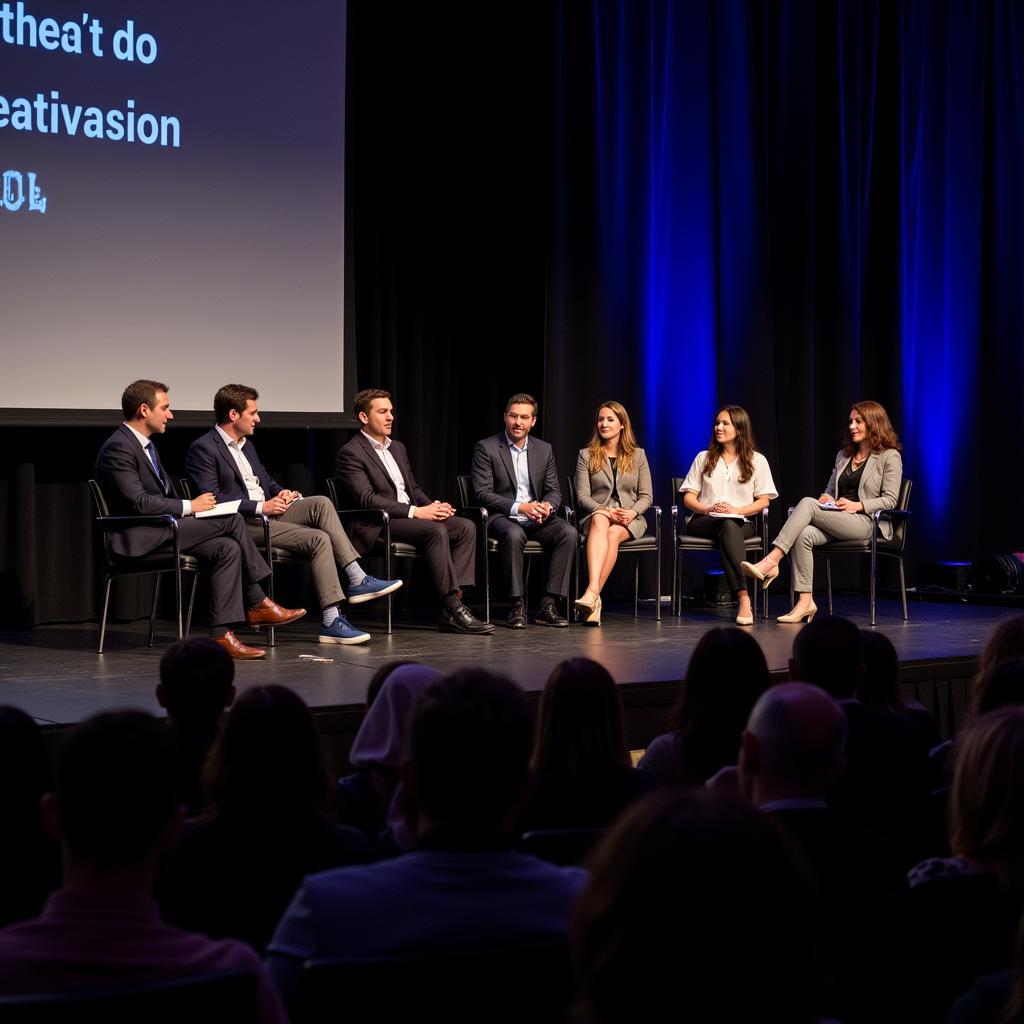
[362,431,416,516]
[216,425,265,512]
[506,433,533,522]
[124,422,190,515]
[679,450,777,519]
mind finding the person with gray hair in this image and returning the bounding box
[739,683,906,1023]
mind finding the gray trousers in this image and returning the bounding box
[773,497,873,593]
[248,495,360,609]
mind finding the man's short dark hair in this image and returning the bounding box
[353,388,392,416]
[56,711,178,870]
[121,380,168,420]
[159,637,235,729]
[214,384,259,424]
[406,668,532,831]
[792,616,863,698]
[505,393,538,416]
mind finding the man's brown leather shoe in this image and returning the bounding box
[245,597,306,627]
[213,630,266,659]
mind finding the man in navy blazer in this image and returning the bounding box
[185,384,401,645]
[94,380,305,659]
[470,393,575,628]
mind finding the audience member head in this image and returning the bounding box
[972,616,1024,715]
[46,711,179,873]
[976,658,1024,715]
[791,615,862,698]
[404,668,533,837]
[668,627,772,783]
[0,706,52,824]
[739,683,847,805]
[857,629,905,712]
[364,660,420,710]
[156,637,235,732]
[574,789,822,1023]
[948,707,1024,895]
[349,663,442,771]
[203,685,333,824]
[532,658,630,779]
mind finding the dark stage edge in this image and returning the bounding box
[0,596,1008,759]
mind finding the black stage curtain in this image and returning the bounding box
[1,1,1020,626]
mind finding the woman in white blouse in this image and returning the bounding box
[679,406,777,625]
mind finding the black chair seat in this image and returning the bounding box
[377,539,418,558]
[485,538,546,555]
[676,535,764,551]
[110,550,202,571]
[816,538,901,553]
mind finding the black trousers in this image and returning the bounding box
[488,514,576,599]
[684,515,756,595]
[387,515,476,597]
[175,515,271,627]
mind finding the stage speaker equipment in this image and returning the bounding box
[966,554,1024,595]
[703,569,733,607]
[931,561,971,592]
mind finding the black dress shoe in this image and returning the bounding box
[439,603,495,635]
[533,602,569,628]
[506,600,527,630]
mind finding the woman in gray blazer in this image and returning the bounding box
[741,400,903,623]
[573,402,652,625]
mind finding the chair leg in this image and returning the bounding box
[654,549,662,623]
[484,547,491,624]
[149,574,162,647]
[185,573,198,637]
[633,560,640,618]
[870,534,878,627]
[898,558,909,620]
[672,550,680,617]
[174,562,184,641]
[826,558,834,616]
[98,576,114,654]
[385,546,393,636]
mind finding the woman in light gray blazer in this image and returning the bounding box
[741,400,903,623]
[573,401,652,625]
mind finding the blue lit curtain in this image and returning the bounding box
[546,0,1024,566]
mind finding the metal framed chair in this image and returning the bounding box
[325,477,416,635]
[793,478,913,627]
[178,479,302,647]
[669,477,769,619]
[88,479,199,654]
[454,474,551,623]
[565,477,662,620]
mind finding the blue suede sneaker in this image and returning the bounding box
[319,616,371,645]
[345,575,404,605]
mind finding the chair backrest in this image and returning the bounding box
[298,940,571,1024]
[324,477,340,508]
[0,970,258,1023]
[455,474,473,508]
[564,476,580,522]
[88,479,110,518]
[178,477,194,500]
[891,478,912,549]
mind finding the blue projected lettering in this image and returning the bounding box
[1,169,47,213]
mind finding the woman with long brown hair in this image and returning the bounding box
[679,405,777,625]
[573,401,652,625]
[742,399,902,623]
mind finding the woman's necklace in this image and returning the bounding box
[851,450,868,468]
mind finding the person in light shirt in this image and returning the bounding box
[678,405,777,625]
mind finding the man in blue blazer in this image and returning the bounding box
[186,384,401,645]
[470,393,575,628]
[95,380,305,659]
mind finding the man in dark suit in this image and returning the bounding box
[335,388,492,635]
[94,380,305,659]
[470,393,574,628]
[186,384,401,645]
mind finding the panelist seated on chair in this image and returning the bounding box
[572,401,652,627]
[185,384,401,647]
[741,400,902,624]
[94,380,305,660]
[678,405,777,627]
[335,388,493,635]
[471,393,575,630]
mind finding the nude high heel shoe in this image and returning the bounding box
[776,602,817,624]
[739,560,780,590]
[577,596,601,626]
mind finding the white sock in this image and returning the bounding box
[344,562,366,586]
[323,605,340,627]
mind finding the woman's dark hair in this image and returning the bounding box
[972,616,1024,716]
[531,658,630,779]
[702,405,757,483]
[667,627,773,784]
[857,629,906,713]
[573,789,822,1023]
[203,685,333,823]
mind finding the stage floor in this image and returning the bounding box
[0,596,1008,730]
